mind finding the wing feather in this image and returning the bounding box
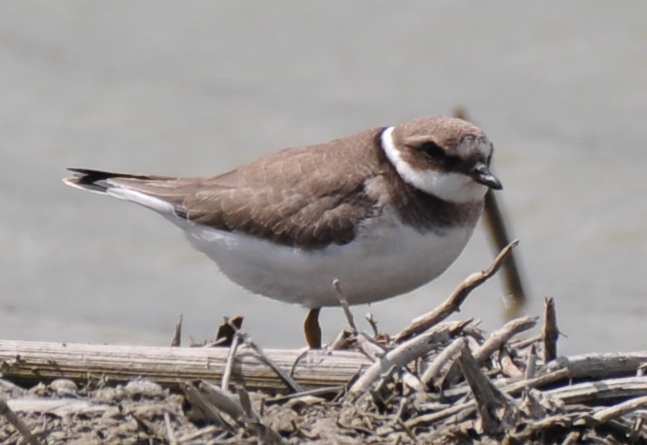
[67,127,387,249]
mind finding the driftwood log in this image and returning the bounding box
[0,340,371,392]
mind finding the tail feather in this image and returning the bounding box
[64,168,168,192]
[63,168,182,215]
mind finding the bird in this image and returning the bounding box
[63,116,502,348]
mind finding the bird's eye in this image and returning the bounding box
[419,142,445,161]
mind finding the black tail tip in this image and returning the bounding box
[63,168,114,192]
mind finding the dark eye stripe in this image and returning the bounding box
[419,142,445,160]
[445,155,461,170]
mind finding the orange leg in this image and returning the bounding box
[304,308,322,349]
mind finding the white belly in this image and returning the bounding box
[178,212,477,308]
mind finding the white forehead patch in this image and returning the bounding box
[381,127,489,204]
[455,136,493,159]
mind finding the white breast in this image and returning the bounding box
[177,210,478,308]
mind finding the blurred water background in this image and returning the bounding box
[1,2,646,354]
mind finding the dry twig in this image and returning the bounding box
[592,394,647,423]
[226,320,304,393]
[472,316,538,364]
[164,411,178,445]
[333,279,358,334]
[180,382,233,432]
[0,398,42,445]
[420,336,467,387]
[365,312,380,338]
[458,347,518,435]
[221,332,241,391]
[170,314,182,347]
[543,297,559,362]
[198,381,285,444]
[348,321,467,400]
[395,240,518,342]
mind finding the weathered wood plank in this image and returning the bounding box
[0,340,371,392]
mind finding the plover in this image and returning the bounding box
[64,116,502,348]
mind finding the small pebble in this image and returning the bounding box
[124,378,163,398]
[50,379,78,397]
